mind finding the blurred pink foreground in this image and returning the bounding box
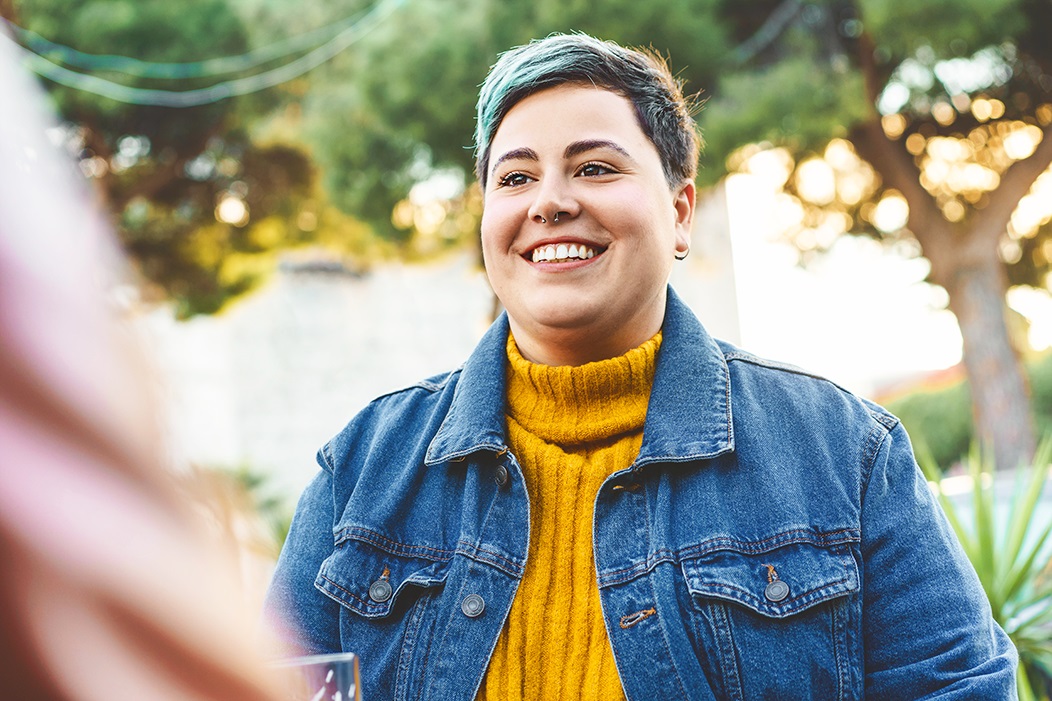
[0,29,286,701]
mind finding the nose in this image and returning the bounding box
[527,175,579,225]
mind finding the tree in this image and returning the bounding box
[700,0,1052,471]
[6,0,327,316]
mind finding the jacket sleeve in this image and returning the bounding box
[263,465,343,656]
[860,419,1017,699]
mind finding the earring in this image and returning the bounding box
[675,248,690,261]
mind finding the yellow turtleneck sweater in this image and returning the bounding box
[478,331,661,701]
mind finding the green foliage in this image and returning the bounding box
[698,52,869,186]
[919,444,1052,700]
[304,86,426,241]
[14,0,252,144]
[228,465,294,553]
[888,378,974,470]
[890,353,1052,471]
[121,138,318,317]
[859,0,1025,60]
[8,0,381,315]
[529,0,730,93]
[1032,352,1052,435]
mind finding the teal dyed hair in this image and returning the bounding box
[474,33,701,189]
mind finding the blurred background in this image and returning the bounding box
[3,0,1051,693]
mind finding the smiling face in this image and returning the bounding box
[481,84,695,366]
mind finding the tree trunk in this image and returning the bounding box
[941,256,1036,471]
[853,122,1038,470]
[849,25,1051,470]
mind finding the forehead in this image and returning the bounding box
[489,84,653,156]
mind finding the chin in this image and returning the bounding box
[518,310,595,334]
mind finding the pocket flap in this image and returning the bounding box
[315,532,452,618]
[681,541,858,618]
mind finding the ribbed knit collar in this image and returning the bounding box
[504,332,661,446]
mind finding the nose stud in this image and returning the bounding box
[535,211,568,225]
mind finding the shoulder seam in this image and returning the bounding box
[724,349,900,430]
[859,412,896,505]
[723,349,836,385]
[369,366,462,402]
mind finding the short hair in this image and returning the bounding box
[474,33,701,189]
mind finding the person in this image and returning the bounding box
[0,27,285,701]
[264,33,1017,700]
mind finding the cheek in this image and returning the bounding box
[480,200,519,250]
[479,216,507,276]
[479,219,498,261]
[590,196,666,245]
[592,183,661,217]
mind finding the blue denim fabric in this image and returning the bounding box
[265,288,1017,700]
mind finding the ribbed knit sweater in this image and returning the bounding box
[477,331,661,700]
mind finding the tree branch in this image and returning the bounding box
[848,21,962,279]
[854,29,883,114]
[851,119,972,284]
[731,0,804,66]
[971,123,1052,247]
[112,122,224,212]
[0,1,17,22]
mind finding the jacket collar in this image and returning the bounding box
[634,287,735,466]
[424,287,734,467]
[424,314,510,465]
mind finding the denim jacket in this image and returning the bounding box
[265,288,1017,700]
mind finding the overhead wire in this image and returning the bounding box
[730,0,804,66]
[1,0,402,107]
[1,7,369,79]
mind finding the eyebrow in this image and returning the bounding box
[563,139,633,161]
[489,139,636,177]
[490,147,538,175]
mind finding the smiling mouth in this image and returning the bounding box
[529,242,601,263]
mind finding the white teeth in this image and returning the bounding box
[530,243,596,263]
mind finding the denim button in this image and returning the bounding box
[495,464,510,487]
[765,580,789,602]
[369,579,393,603]
[461,593,485,618]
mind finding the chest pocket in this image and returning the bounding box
[680,539,860,701]
[315,530,453,619]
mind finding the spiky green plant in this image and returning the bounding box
[920,442,1052,700]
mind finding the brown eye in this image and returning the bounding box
[579,162,614,177]
[498,172,531,187]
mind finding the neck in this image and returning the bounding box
[507,296,666,367]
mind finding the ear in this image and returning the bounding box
[672,180,695,255]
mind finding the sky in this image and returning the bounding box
[720,172,965,398]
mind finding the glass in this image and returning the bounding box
[270,652,361,701]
